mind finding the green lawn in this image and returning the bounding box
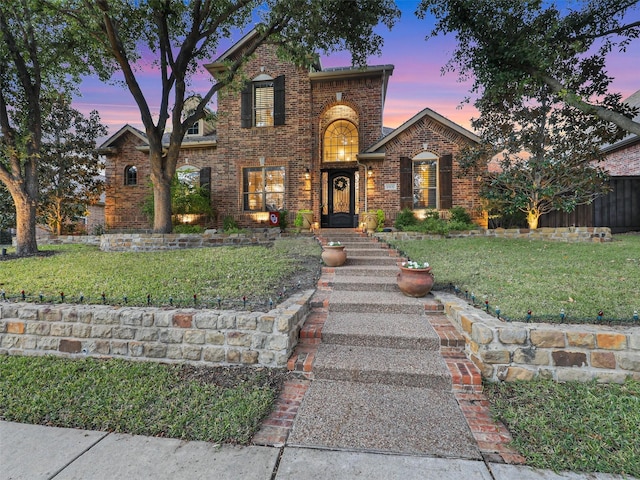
[387,234,640,322]
[0,237,321,309]
[0,356,285,444]
[484,378,640,477]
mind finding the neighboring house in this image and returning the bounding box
[99,31,484,231]
[541,89,640,232]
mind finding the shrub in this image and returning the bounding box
[293,209,311,228]
[375,209,385,231]
[278,209,289,230]
[173,224,204,234]
[395,208,419,231]
[449,206,472,224]
[416,217,450,235]
[222,215,239,232]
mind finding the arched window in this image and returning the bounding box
[124,165,137,186]
[323,120,358,162]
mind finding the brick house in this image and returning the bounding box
[99,31,483,231]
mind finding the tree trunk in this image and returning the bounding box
[14,193,38,256]
[152,177,173,233]
[526,209,540,230]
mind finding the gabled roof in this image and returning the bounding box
[98,124,147,152]
[362,107,481,155]
[204,29,261,75]
[97,123,217,154]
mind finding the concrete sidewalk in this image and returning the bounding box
[2,421,633,480]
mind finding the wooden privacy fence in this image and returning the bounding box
[540,177,640,233]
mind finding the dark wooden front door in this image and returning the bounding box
[322,170,356,228]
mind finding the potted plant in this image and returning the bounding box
[397,260,434,297]
[294,209,313,230]
[321,241,347,267]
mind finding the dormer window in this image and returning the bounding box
[186,121,200,136]
[241,75,285,128]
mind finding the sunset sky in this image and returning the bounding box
[72,0,640,138]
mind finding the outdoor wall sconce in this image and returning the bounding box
[368,166,373,177]
[304,167,310,179]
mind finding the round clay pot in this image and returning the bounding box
[321,245,347,267]
[396,266,434,297]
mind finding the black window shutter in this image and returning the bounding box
[439,154,453,209]
[199,167,211,196]
[241,83,252,128]
[399,156,413,210]
[273,75,285,126]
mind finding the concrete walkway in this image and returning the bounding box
[1,230,635,479]
[2,421,632,479]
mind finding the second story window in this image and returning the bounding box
[241,75,285,128]
[186,121,200,135]
[254,81,274,127]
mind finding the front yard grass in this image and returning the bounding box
[0,237,321,310]
[484,378,640,477]
[0,355,286,444]
[387,234,640,322]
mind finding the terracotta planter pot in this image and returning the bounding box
[322,245,347,267]
[397,266,434,297]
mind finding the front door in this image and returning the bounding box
[322,170,356,228]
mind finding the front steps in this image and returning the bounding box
[287,229,481,458]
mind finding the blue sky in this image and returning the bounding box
[73,0,640,137]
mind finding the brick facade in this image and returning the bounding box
[101,40,484,231]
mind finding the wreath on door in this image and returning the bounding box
[334,177,348,191]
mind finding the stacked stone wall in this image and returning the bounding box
[0,290,313,367]
[438,292,640,383]
[376,226,612,243]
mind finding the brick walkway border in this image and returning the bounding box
[253,239,526,465]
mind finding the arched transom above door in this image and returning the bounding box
[323,119,359,163]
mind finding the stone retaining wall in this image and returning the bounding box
[101,230,281,251]
[376,226,612,243]
[30,229,282,251]
[0,290,313,367]
[437,292,640,383]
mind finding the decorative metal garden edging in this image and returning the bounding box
[0,278,314,313]
[445,284,640,326]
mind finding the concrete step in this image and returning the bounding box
[322,311,441,351]
[346,256,399,266]
[330,265,399,277]
[329,274,399,292]
[337,241,388,249]
[313,344,452,389]
[346,248,394,257]
[288,379,481,459]
[327,290,437,315]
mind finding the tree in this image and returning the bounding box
[38,96,107,235]
[417,0,640,136]
[460,86,612,229]
[0,183,15,233]
[0,0,99,255]
[57,0,400,233]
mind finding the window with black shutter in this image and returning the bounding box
[439,154,453,209]
[399,157,412,209]
[240,75,285,128]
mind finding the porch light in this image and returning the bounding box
[367,166,373,177]
[304,168,310,179]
